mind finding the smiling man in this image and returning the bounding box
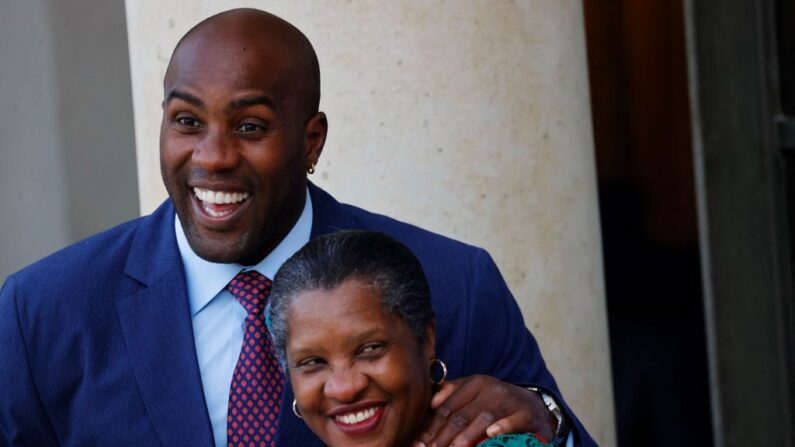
[0,8,595,447]
[160,14,325,267]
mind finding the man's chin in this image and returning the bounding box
[190,240,244,264]
[183,226,253,264]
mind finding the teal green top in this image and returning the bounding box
[476,433,555,447]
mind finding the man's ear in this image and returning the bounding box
[304,111,328,168]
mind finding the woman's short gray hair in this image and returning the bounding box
[267,230,434,365]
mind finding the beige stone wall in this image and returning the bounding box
[125,1,615,444]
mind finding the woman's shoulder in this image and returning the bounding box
[476,433,555,447]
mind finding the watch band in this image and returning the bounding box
[526,386,568,443]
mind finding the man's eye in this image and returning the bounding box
[237,122,267,134]
[175,116,201,128]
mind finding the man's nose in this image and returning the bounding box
[192,126,240,171]
[323,368,368,403]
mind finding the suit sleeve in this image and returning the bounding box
[0,275,59,446]
[463,249,597,447]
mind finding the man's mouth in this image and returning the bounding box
[192,187,250,218]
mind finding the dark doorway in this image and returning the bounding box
[583,1,713,445]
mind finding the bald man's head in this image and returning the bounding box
[159,8,328,264]
[165,8,321,120]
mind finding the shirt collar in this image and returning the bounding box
[175,188,314,316]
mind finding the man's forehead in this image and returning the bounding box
[173,27,287,67]
[163,8,320,117]
[171,10,299,65]
[165,31,290,90]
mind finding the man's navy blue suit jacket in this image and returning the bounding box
[0,183,596,446]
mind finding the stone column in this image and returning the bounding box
[126,1,615,443]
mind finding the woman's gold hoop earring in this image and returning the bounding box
[307,164,316,174]
[292,399,303,419]
[430,358,448,385]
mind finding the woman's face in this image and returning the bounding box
[285,278,435,447]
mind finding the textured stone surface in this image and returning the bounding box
[125,1,614,443]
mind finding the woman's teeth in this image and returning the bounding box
[334,406,378,425]
[193,187,250,205]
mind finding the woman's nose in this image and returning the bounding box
[192,127,240,172]
[323,368,368,403]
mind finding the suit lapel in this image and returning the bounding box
[117,201,214,447]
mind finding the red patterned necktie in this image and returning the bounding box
[226,270,284,447]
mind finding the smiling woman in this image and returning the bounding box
[267,230,553,447]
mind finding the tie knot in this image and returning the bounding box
[227,270,271,315]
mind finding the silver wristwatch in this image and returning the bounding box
[527,386,566,440]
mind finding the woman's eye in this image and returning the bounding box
[358,343,385,356]
[296,357,324,368]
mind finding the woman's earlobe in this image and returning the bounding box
[424,323,437,360]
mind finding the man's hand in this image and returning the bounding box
[414,375,555,447]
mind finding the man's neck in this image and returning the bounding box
[175,188,314,316]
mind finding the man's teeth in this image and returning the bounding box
[334,406,378,425]
[193,187,250,205]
